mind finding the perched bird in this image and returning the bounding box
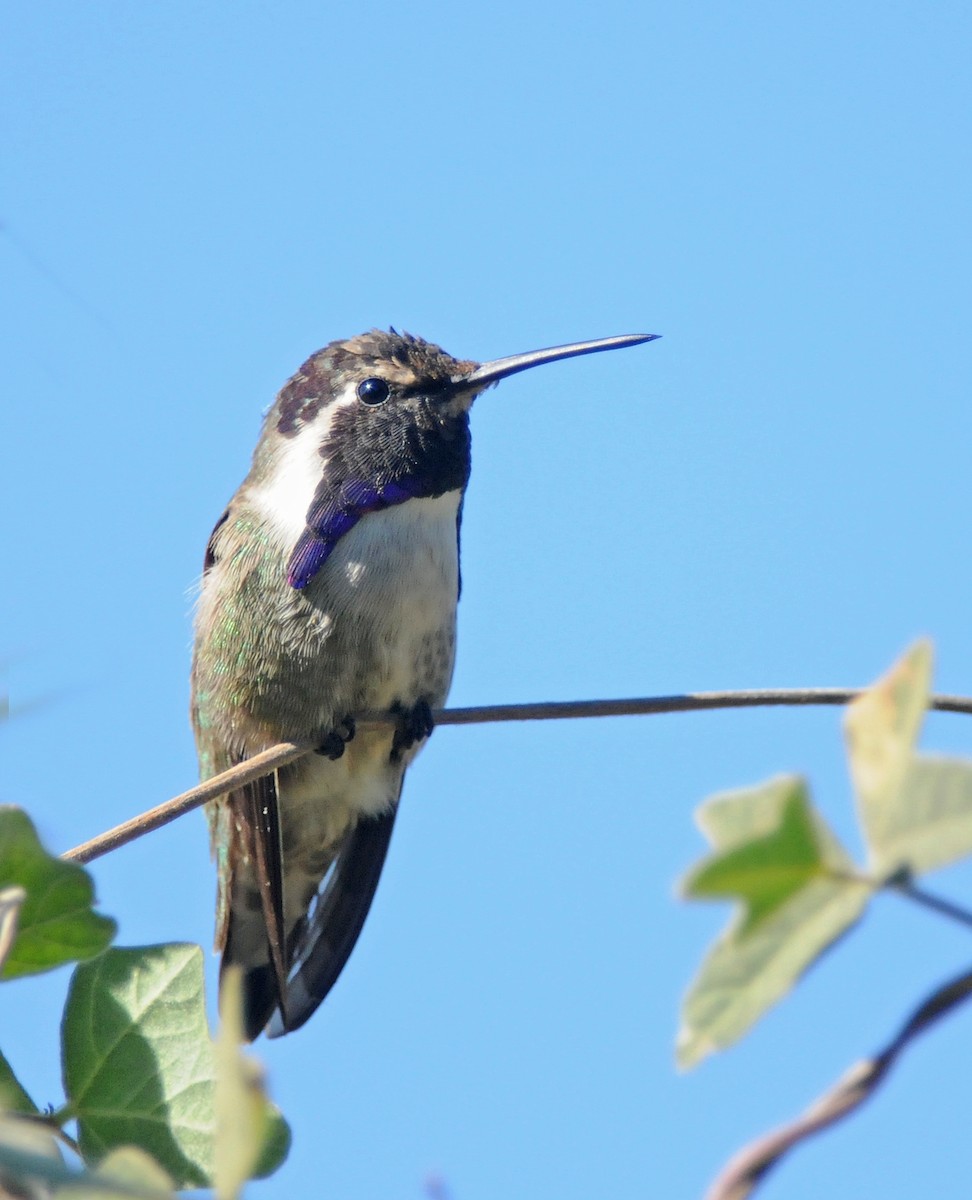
[191,328,657,1038]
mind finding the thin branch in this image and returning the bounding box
[35,1115,80,1157]
[888,877,972,930]
[65,739,318,864]
[62,688,972,865]
[826,868,972,933]
[704,963,972,1200]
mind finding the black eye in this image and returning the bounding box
[356,377,389,406]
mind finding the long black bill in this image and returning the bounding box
[459,332,659,389]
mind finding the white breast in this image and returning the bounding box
[285,489,463,827]
[247,404,462,718]
[326,490,462,700]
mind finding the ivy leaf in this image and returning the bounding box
[63,945,214,1188]
[214,967,292,1198]
[678,776,870,1068]
[0,808,116,979]
[0,1120,172,1200]
[63,945,289,1190]
[845,641,972,874]
[52,1147,174,1199]
[0,1047,39,1115]
[683,779,830,934]
[0,1112,63,1199]
[844,639,932,822]
[865,755,972,876]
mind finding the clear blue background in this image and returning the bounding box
[3,2,972,1197]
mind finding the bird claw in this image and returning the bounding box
[390,699,434,762]
[315,716,356,760]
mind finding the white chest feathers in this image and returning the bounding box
[246,413,462,705]
[315,490,463,710]
[326,490,462,620]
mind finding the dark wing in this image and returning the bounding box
[267,803,399,1036]
[203,508,230,573]
[219,770,289,1041]
[244,772,288,1012]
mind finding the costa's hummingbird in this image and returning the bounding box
[191,328,657,1039]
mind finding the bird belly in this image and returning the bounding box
[287,490,459,800]
[274,489,461,926]
[194,488,463,942]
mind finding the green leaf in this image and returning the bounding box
[214,967,291,1198]
[844,639,933,865]
[63,945,216,1188]
[62,945,289,1190]
[683,779,829,934]
[252,1105,292,1181]
[52,1147,174,1199]
[867,755,972,875]
[0,808,116,979]
[0,1112,63,1199]
[0,1117,173,1200]
[678,776,870,1069]
[0,1047,39,1115]
[843,641,972,874]
[0,1147,61,1198]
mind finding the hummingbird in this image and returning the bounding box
[191,328,657,1039]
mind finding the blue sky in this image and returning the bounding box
[3,2,972,1197]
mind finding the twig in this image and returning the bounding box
[63,688,972,865]
[888,877,972,930]
[65,739,318,864]
[826,868,972,932]
[28,1114,80,1157]
[704,963,972,1200]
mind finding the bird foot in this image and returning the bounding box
[315,715,356,760]
[390,699,435,762]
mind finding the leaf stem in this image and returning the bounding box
[825,867,972,932]
[50,1125,81,1156]
[887,876,972,930]
[19,1109,81,1156]
[46,1104,75,1129]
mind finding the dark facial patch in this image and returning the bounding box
[266,330,475,589]
[287,397,471,588]
[274,330,477,438]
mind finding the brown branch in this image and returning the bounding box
[64,739,318,864]
[62,688,972,865]
[704,964,972,1200]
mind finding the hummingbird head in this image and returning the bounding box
[273,329,480,441]
[251,329,658,589]
[273,327,659,438]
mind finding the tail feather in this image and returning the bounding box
[268,806,398,1037]
[221,958,278,1043]
[218,798,400,1040]
[216,770,290,1040]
